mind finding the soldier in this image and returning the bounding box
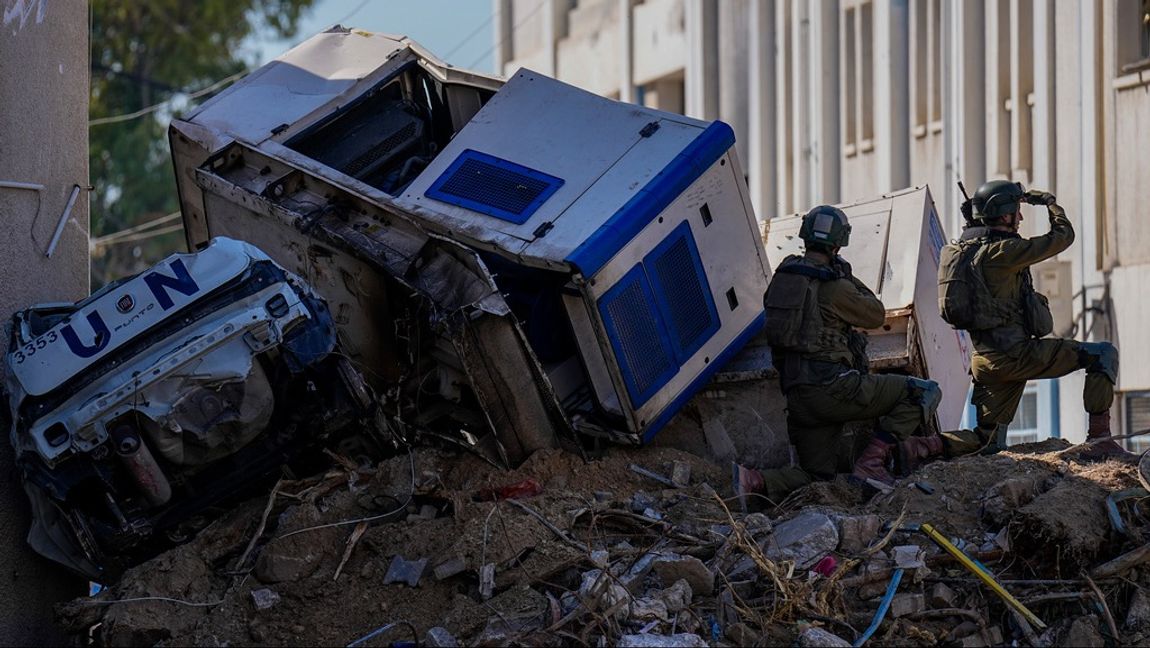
[733,206,949,506]
[937,180,1124,457]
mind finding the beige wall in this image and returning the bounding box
[0,0,90,642]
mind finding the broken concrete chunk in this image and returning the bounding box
[479,563,495,600]
[671,461,691,487]
[383,555,428,587]
[1063,615,1104,648]
[725,622,760,645]
[254,549,319,584]
[631,492,656,513]
[798,627,852,647]
[892,545,925,569]
[617,633,707,648]
[743,512,772,534]
[652,553,715,595]
[250,588,281,611]
[590,549,610,569]
[424,627,459,648]
[1127,588,1150,629]
[629,597,670,622]
[835,514,882,553]
[764,512,840,569]
[641,507,664,521]
[655,578,693,613]
[889,593,925,618]
[418,504,438,520]
[578,569,631,617]
[433,557,466,581]
[929,582,958,608]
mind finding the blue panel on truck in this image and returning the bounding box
[644,221,720,363]
[566,120,735,275]
[641,310,766,442]
[597,264,677,407]
[425,149,564,224]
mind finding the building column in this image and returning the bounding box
[748,0,778,220]
[1031,0,1056,189]
[718,0,750,166]
[685,0,719,119]
[618,0,635,103]
[493,0,513,73]
[791,0,812,209]
[874,0,911,192]
[810,0,841,205]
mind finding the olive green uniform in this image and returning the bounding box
[757,252,939,500]
[953,204,1117,453]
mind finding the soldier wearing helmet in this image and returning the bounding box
[733,205,950,506]
[940,180,1124,457]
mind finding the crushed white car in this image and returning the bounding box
[2,237,377,580]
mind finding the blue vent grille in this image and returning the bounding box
[425,149,564,225]
[598,266,676,406]
[646,222,720,361]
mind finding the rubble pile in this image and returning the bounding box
[59,438,1150,647]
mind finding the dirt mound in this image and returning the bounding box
[59,438,1150,646]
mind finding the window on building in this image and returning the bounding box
[1117,0,1150,74]
[1125,391,1150,452]
[1007,386,1040,445]
[842,1,874,155]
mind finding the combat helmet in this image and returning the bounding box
[799,205,851,248]
[972,180,1025,221]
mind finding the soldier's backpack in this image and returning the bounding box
[937,239,1013,331]
[763,256,836,352]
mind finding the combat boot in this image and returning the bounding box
[1082,411,1133,459]
[897,434,944,475]
[851,437,895,485]
[731,462,764,513]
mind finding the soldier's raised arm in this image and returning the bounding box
[982,190,1075,271]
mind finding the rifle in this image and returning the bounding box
[957,180,974,225]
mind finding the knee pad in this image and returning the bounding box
[906,377,942,412]
[1078,342,1118,384]
[906,377,942,428]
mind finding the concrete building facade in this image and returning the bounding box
[494,0,1150,447]
[0,0,90,641]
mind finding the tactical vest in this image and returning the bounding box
[764,255,858,391]
[937,228,1054,340]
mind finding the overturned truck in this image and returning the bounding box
[170,27,771,462]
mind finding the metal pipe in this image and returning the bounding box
[46,184,81,258]
[0,180,45,191]
[111,423,172,507]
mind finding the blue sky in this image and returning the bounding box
[250,0,497,73]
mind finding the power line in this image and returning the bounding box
[89,70,247,127]
[91,211,181,245]
[440,13,496,62]
[337,0,373,25]
[468,0,546,69]
[91,223,184,250]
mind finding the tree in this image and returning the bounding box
[89,0,318,287]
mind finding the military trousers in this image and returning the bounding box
[961,338,1115,452]
[756,371,931,500]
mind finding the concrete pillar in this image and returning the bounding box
[494,0,513,72]
[0,0,90,643]
[748,0,778,220]
[875,0,911,191]
[790,0,811,209]
[1008,0,1034,183]
[718,0,750,166]
[1032,0,1055,189]
[810,0,841,205]
[618,0,635,103]
[685,0,719,119]
[775,0,793,215]
[957,0,986,214]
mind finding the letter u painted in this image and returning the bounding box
[61,311,111,358]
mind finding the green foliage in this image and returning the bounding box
[89,0,317,287]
